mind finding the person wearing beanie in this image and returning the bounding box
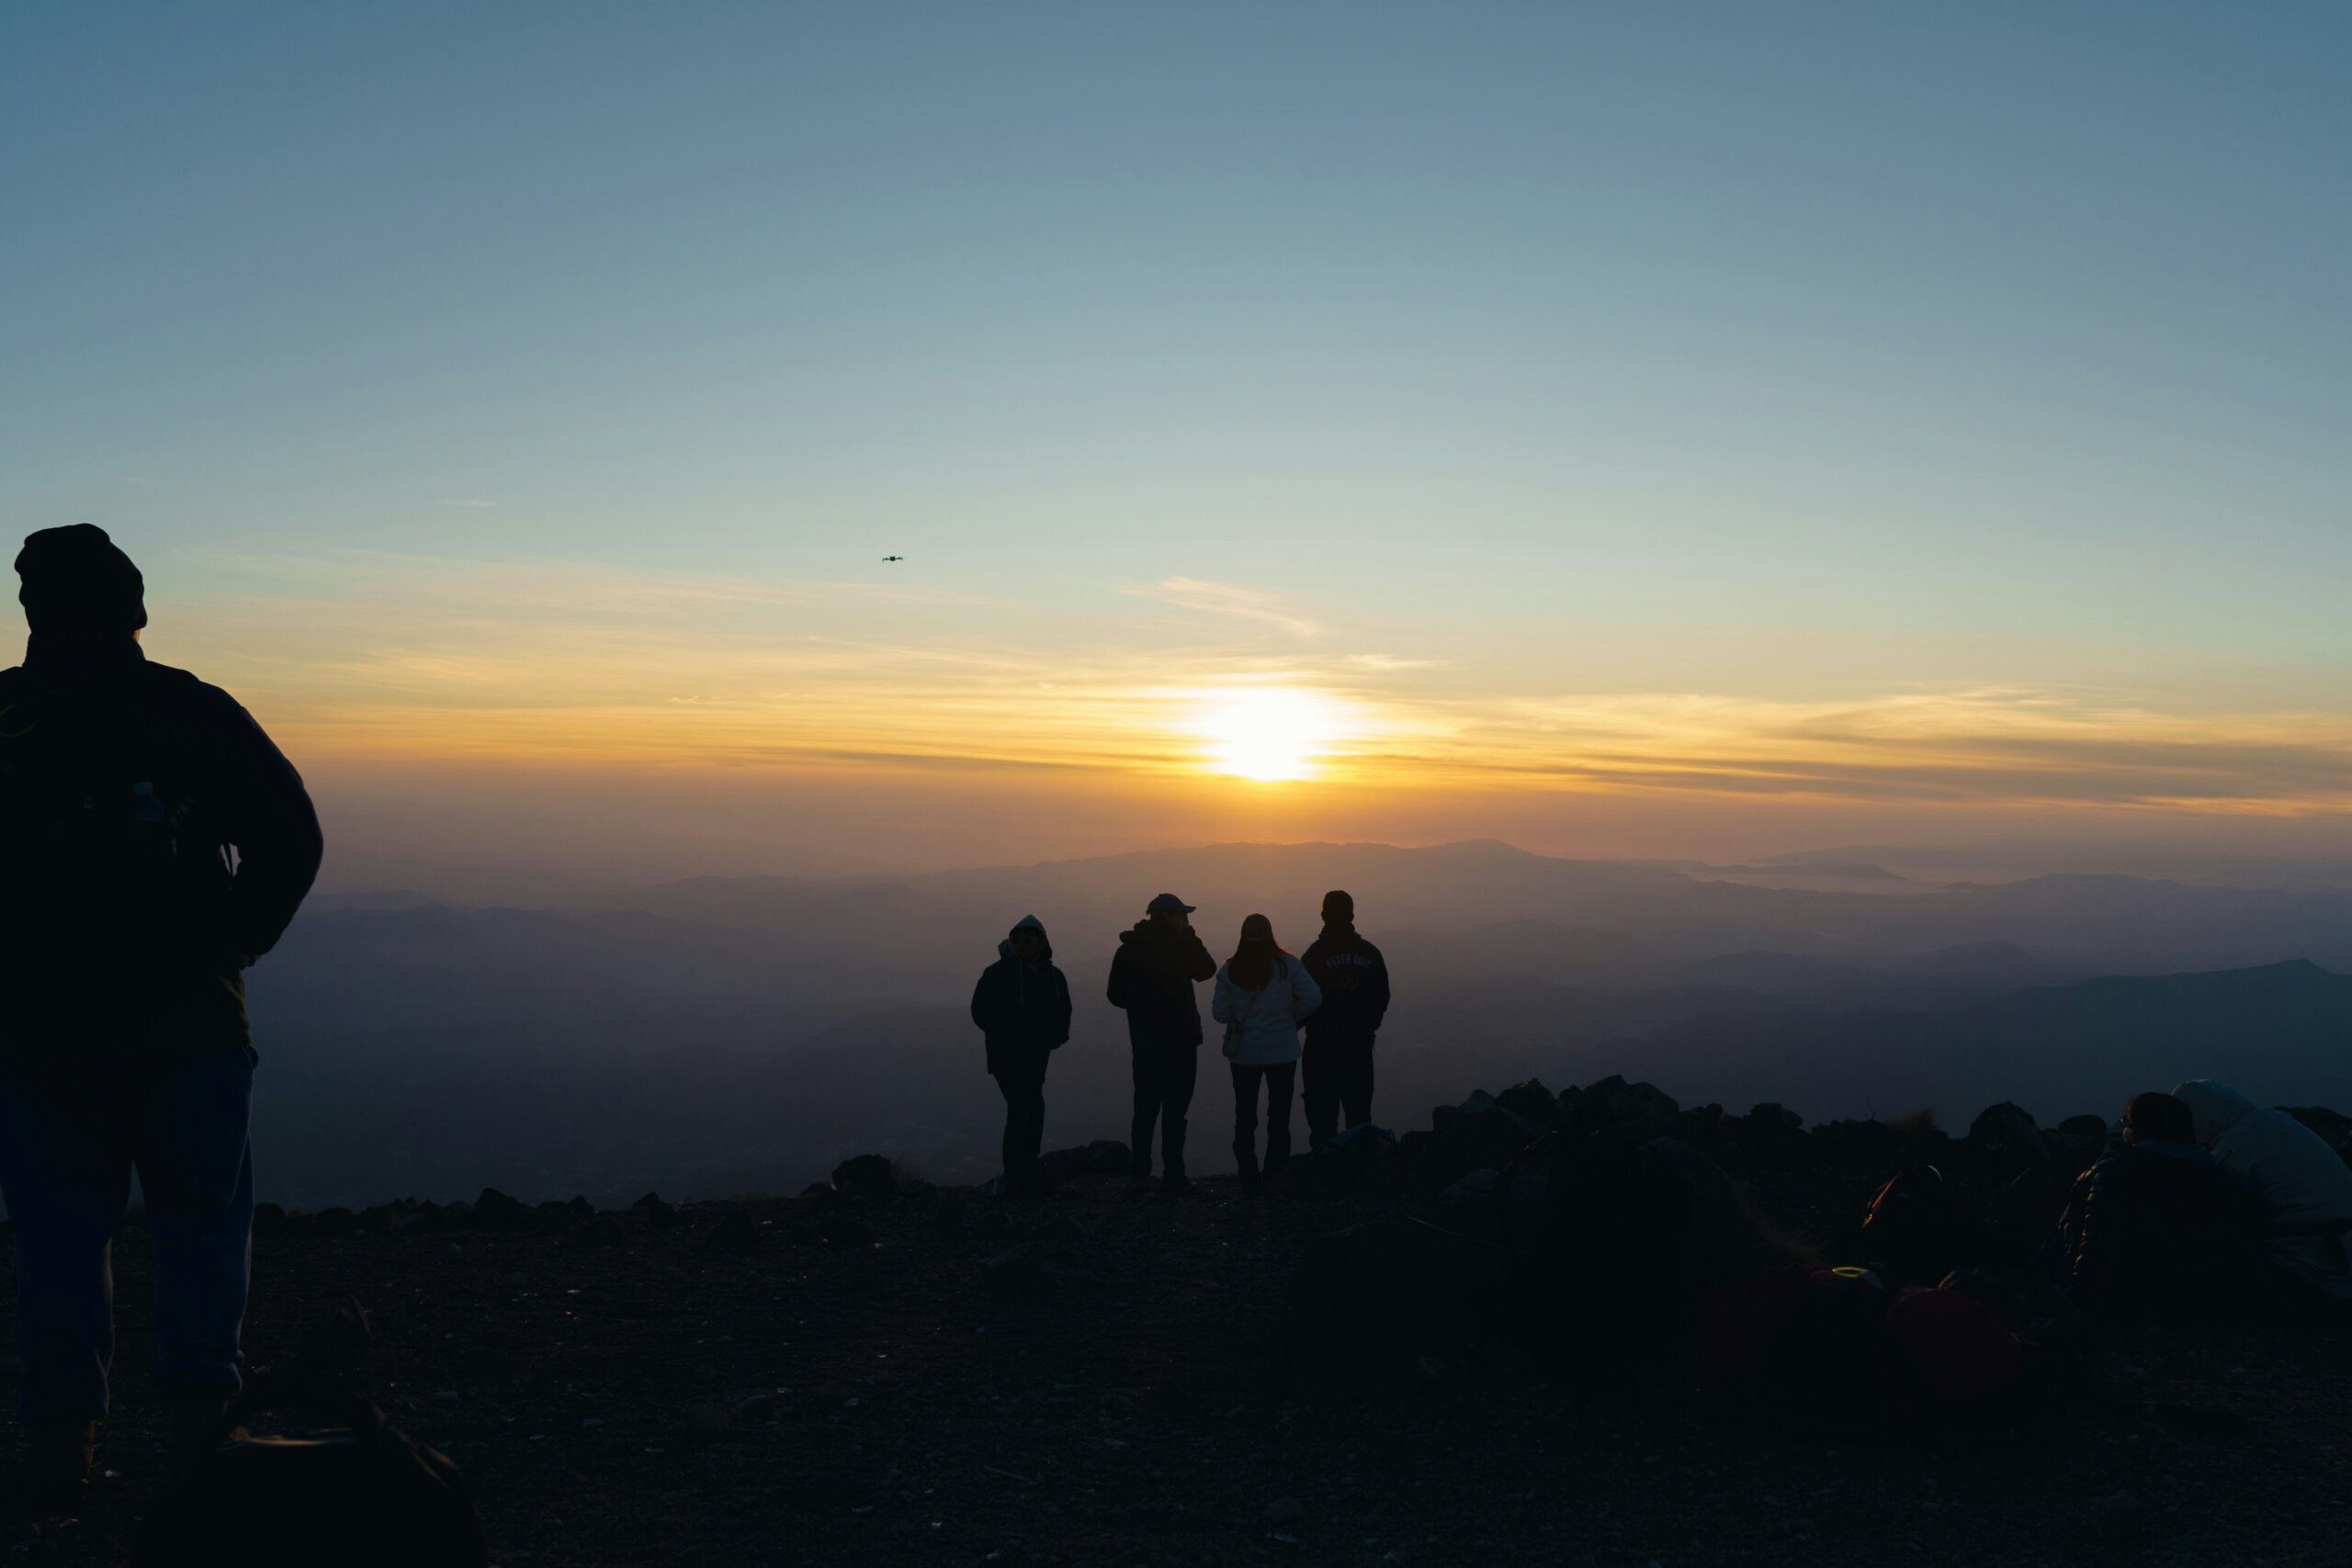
[1211,913,1322,1196]
[0,526,323,1515]
[1105,893,1216,1193]
[1298,889,1391,1149]
[969,915,1071,1196]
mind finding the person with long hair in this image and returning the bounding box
[1212,913,1321,1196]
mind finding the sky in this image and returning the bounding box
[4,4,2348,897]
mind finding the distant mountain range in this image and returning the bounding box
[248,840,2352,1205]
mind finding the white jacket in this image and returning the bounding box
[1212,955,1322,1066]
[2177,1078,2352,1301]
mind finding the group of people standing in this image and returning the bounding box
[969,889,1391,1196]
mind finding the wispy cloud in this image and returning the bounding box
[152,557,2352,818]
[1127,578,1326,640]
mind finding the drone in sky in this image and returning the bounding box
[881,555,905,562]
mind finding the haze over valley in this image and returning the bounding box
[253,839,2352,1207]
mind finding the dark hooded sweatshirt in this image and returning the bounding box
[969,941,1072,1079]
[1105,919,1216,1051]
[1300,922,1390,1045]
[0,637,323,1075]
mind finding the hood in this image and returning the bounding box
[1001,913,1051,963]
[2173,1080,2257,1148]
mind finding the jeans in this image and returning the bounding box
[993,1072,1045,1183]
[1231,1062,1296,1183]
[1302,1034,1376,1150]
[0,1052,256,1422]
[1130,1043,1198,1179]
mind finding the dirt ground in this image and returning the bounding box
[3,1154,2348,1567]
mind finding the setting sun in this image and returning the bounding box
[1195,688,1346,782]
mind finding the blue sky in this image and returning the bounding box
[4,4,2347,885]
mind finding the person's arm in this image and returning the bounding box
[971,968,999,1034]
[1105,943,1133,1010]
[1367,942,1392,1032]
[1288,959,1322,1023]
[201,688,324,964]
[1184,932,1216,983]
[1211,968,1236,1025]
[1047,967,1073,1047]
[1296,942,1325,1027]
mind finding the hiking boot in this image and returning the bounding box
[1123,1178,1152,1196]
[1161,1175,1195,1196]
[166,1387,240,1481]
[16,1416,95,1519]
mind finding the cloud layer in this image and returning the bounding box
[156,554,2352,820]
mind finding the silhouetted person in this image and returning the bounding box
[2047,1091,2265,1325]
[1106,893,1216,1194]
[969,915,1070,1196]
[0,526,322,1515]
[1213,913,1321,1197]
[1299,889,1389,1149]
[2177,1079,2352,1309]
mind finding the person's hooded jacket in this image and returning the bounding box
[1106,918,1216,1051]
[0,567,322,1074]
[1300,921,1389,1044]
[2176,1078,2352,1302]
[969,915,1071,1078]
[1212,946,1322,1066]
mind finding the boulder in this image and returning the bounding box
[1811,1118,1901,1168]
[830,1155,902,1201]
[1965,1102,2052,1179]
[1427,1092,1546,1187]
[1493,1078,1569,1131]
[1577,1076,1681,1142]
[1676,1103,1726,1145]
[473,1188,527,1226]
[252,1202,288,1238]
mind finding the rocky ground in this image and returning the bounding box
[3,1107,2348,1568]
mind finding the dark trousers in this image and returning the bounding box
[1231,1062,1296,1183]
[993,1073,1045,1183]
[1302,1034,1375,1150]
[1130,1043,1198,1179]
[0,1054,256,1422]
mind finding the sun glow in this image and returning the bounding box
[1196,687,1347,782]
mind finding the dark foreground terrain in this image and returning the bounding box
[5,1127,2348,1568]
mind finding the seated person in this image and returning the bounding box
[2048,1090,2266,1324]
[2177,1079,2352,1310]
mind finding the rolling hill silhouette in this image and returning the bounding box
[243,841,2352,1205]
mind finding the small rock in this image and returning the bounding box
[1265,1497,1305,1526]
